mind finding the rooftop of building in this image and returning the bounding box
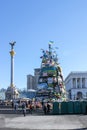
[65,71,87,81]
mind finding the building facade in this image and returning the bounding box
[65,71,87,100]
[27,75,35,90]
[27,68,41,90]
[34,68,41,90]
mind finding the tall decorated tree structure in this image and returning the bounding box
[37,41,66,101]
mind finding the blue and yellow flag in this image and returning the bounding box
[49,41,54,44]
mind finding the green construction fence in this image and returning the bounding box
[52,101,87,115]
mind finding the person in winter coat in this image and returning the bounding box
[43,103,47,115]
[22,102,26,116]
[47,102,50,113]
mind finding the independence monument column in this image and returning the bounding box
[10,42,15,88]
[5,42,19,100]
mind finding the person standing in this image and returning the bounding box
[28,103,33,114]
[11,101,14,108]
[14,102,18,113]
[47,101,50,114]
[22,102,26,116]
[43,103,47,115]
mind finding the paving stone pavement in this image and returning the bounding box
[0,114,87,130]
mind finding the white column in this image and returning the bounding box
[76,78,77,88]
[71,79,73,89]
[85,78,87,88]
[11,54,14,87]
[9,42,15,88]
[80,78,82,88]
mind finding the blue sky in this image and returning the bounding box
[0,0,87,90]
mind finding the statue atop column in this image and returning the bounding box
[5,41,19,100]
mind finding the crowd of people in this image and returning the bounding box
[11,99,52,116]
[42,101,51,114]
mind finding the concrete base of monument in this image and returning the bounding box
[5,86,19,100]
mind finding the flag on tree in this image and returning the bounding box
[49,41,54,44]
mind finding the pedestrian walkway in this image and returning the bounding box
[0,114,87,129]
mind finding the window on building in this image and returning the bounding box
[86,92,87,97]
[77,91,82,99]
[82,78,85,88]
[73,78,76,88]
[77,78,80,88]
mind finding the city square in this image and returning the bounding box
[0,20,87,130]
[1,1,87,130]
[0,113,87,130]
